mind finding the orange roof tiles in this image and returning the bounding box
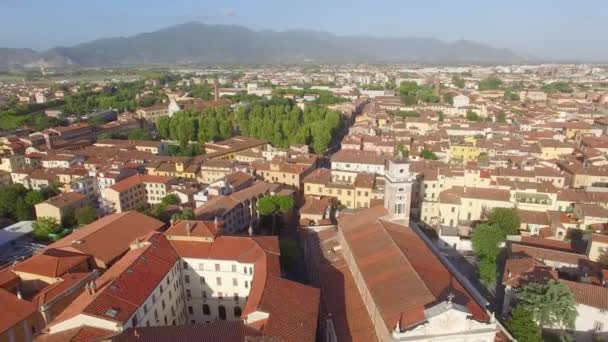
[46,211,165,266]
[14,249,90,278]
[0,288,38,335]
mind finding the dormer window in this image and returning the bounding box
[105,308,119,318]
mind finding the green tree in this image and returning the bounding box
[472,224,505,288]
[161,194,180,206]
[157,116,171,139]
[466,110,481,122]
[516,280,577,331]
[452,75,465,88]
[399,81,419,105]
[507,305,543,342]
[438,111,445,122]
[487,207,521,236]
[127,128,152,141]
[33,217,62,240]
[61,207,77,228]
[257,195,294,234]
[75,206,97,226]
[24,191,44,206]
[496,112,507,123]
[171,208,195,221]
[478,75,504,91]
[472,224,505,260]
[478,257,498,288]
[420,149,438,160]
[504,90,520,101]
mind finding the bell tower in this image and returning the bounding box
[384,153,413,224]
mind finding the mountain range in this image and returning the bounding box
[0,22,531,70]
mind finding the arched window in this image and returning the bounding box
[234,306,242,317]
[202,304,210,315]
[218,305,226,320]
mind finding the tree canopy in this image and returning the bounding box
[420,149,438,160]
[507,305,543,342]
[452,74,465,88]
[516,280,577,331]
[33,217,62,240]
[472,223,506,288]
[478,75,504,91]
[398,81,440,105]
[466,110,481,122]
[487,207,521,236]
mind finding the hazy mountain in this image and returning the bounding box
[0,22,530,70]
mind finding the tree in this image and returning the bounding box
[478,257,498,288]
[472,224,505,259]
[487,207,521,236]
[496,112,507,123]
[452,74,466,88]
[171,208,195,221]
[127,128,152,141]
[504,90,520,101]
[75,206,97,226]
[478,75,504,91]
[507,305,543,342]
[472,224,505,288]
[157,116,171,139]
[33,217,62,240]
[466,110,481,122]
[161,194,180,206]
[438,111,445,122]
[257,195,294,234]
[420,149,438,160]
[24,191,44,206]
[516,280,577,331]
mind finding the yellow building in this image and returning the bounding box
[34,192,87,223]
[449,143,483,163]
[303,168,381,209]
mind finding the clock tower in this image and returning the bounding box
[384,153,413,224]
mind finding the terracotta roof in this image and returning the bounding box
[108,174,176,192]
[52,233,179,326]
[37,326,116,342]
[331,149,386,165]
[338,205,489,331]
[165,220,220,239]
[46,211,165,266]
[561,279,608,309]
[14,249,90,278]
[255,276,320,342]
[113,320,249,342]
[509,242,588,266]
[38,192,87,208]
[0,288,38,335]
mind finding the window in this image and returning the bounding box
[154,309,158,321]
[190,320,195,325]
[162,300,165,310]
[218,306,227,320]
[234,306,242,317]
[244,281,249,288]
[217,277,222,285]
[231,264,236,272]
[594,321,604,332]
[215,264,220,271]
[202,291,207,298]
[200,276,206,284]
[249,267,253,275]
[233,278,238,286]
[186,289,191,299]
[185,275,190,283]
[203,304,210,315]
[182,261,188,269]
[131,315,138,327]
[188,306,194,314]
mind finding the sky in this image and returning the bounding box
[1,0,607,61]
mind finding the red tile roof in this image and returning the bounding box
[338,205,489,331]
[14,249,90,278]
[113,320,249,342]
[37,326,116,342]
[0,288,38,335]
[46,211,165,266]
[562,279,608,310]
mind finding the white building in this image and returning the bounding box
[452,94,470,108]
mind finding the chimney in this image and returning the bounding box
[134,328,140,339]
[90,281,97,294]
[186,222,192,235]
[214,216,219,231]
[16,291,23,300]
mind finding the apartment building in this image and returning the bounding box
[330,149,386,176]
[136,103,169,122]
[252,154,318,190]
[41,227,319,341]
[34,192,87,223]
[303,168,383,209]
[101,175,176,213]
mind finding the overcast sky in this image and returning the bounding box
[2,0,607,61]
